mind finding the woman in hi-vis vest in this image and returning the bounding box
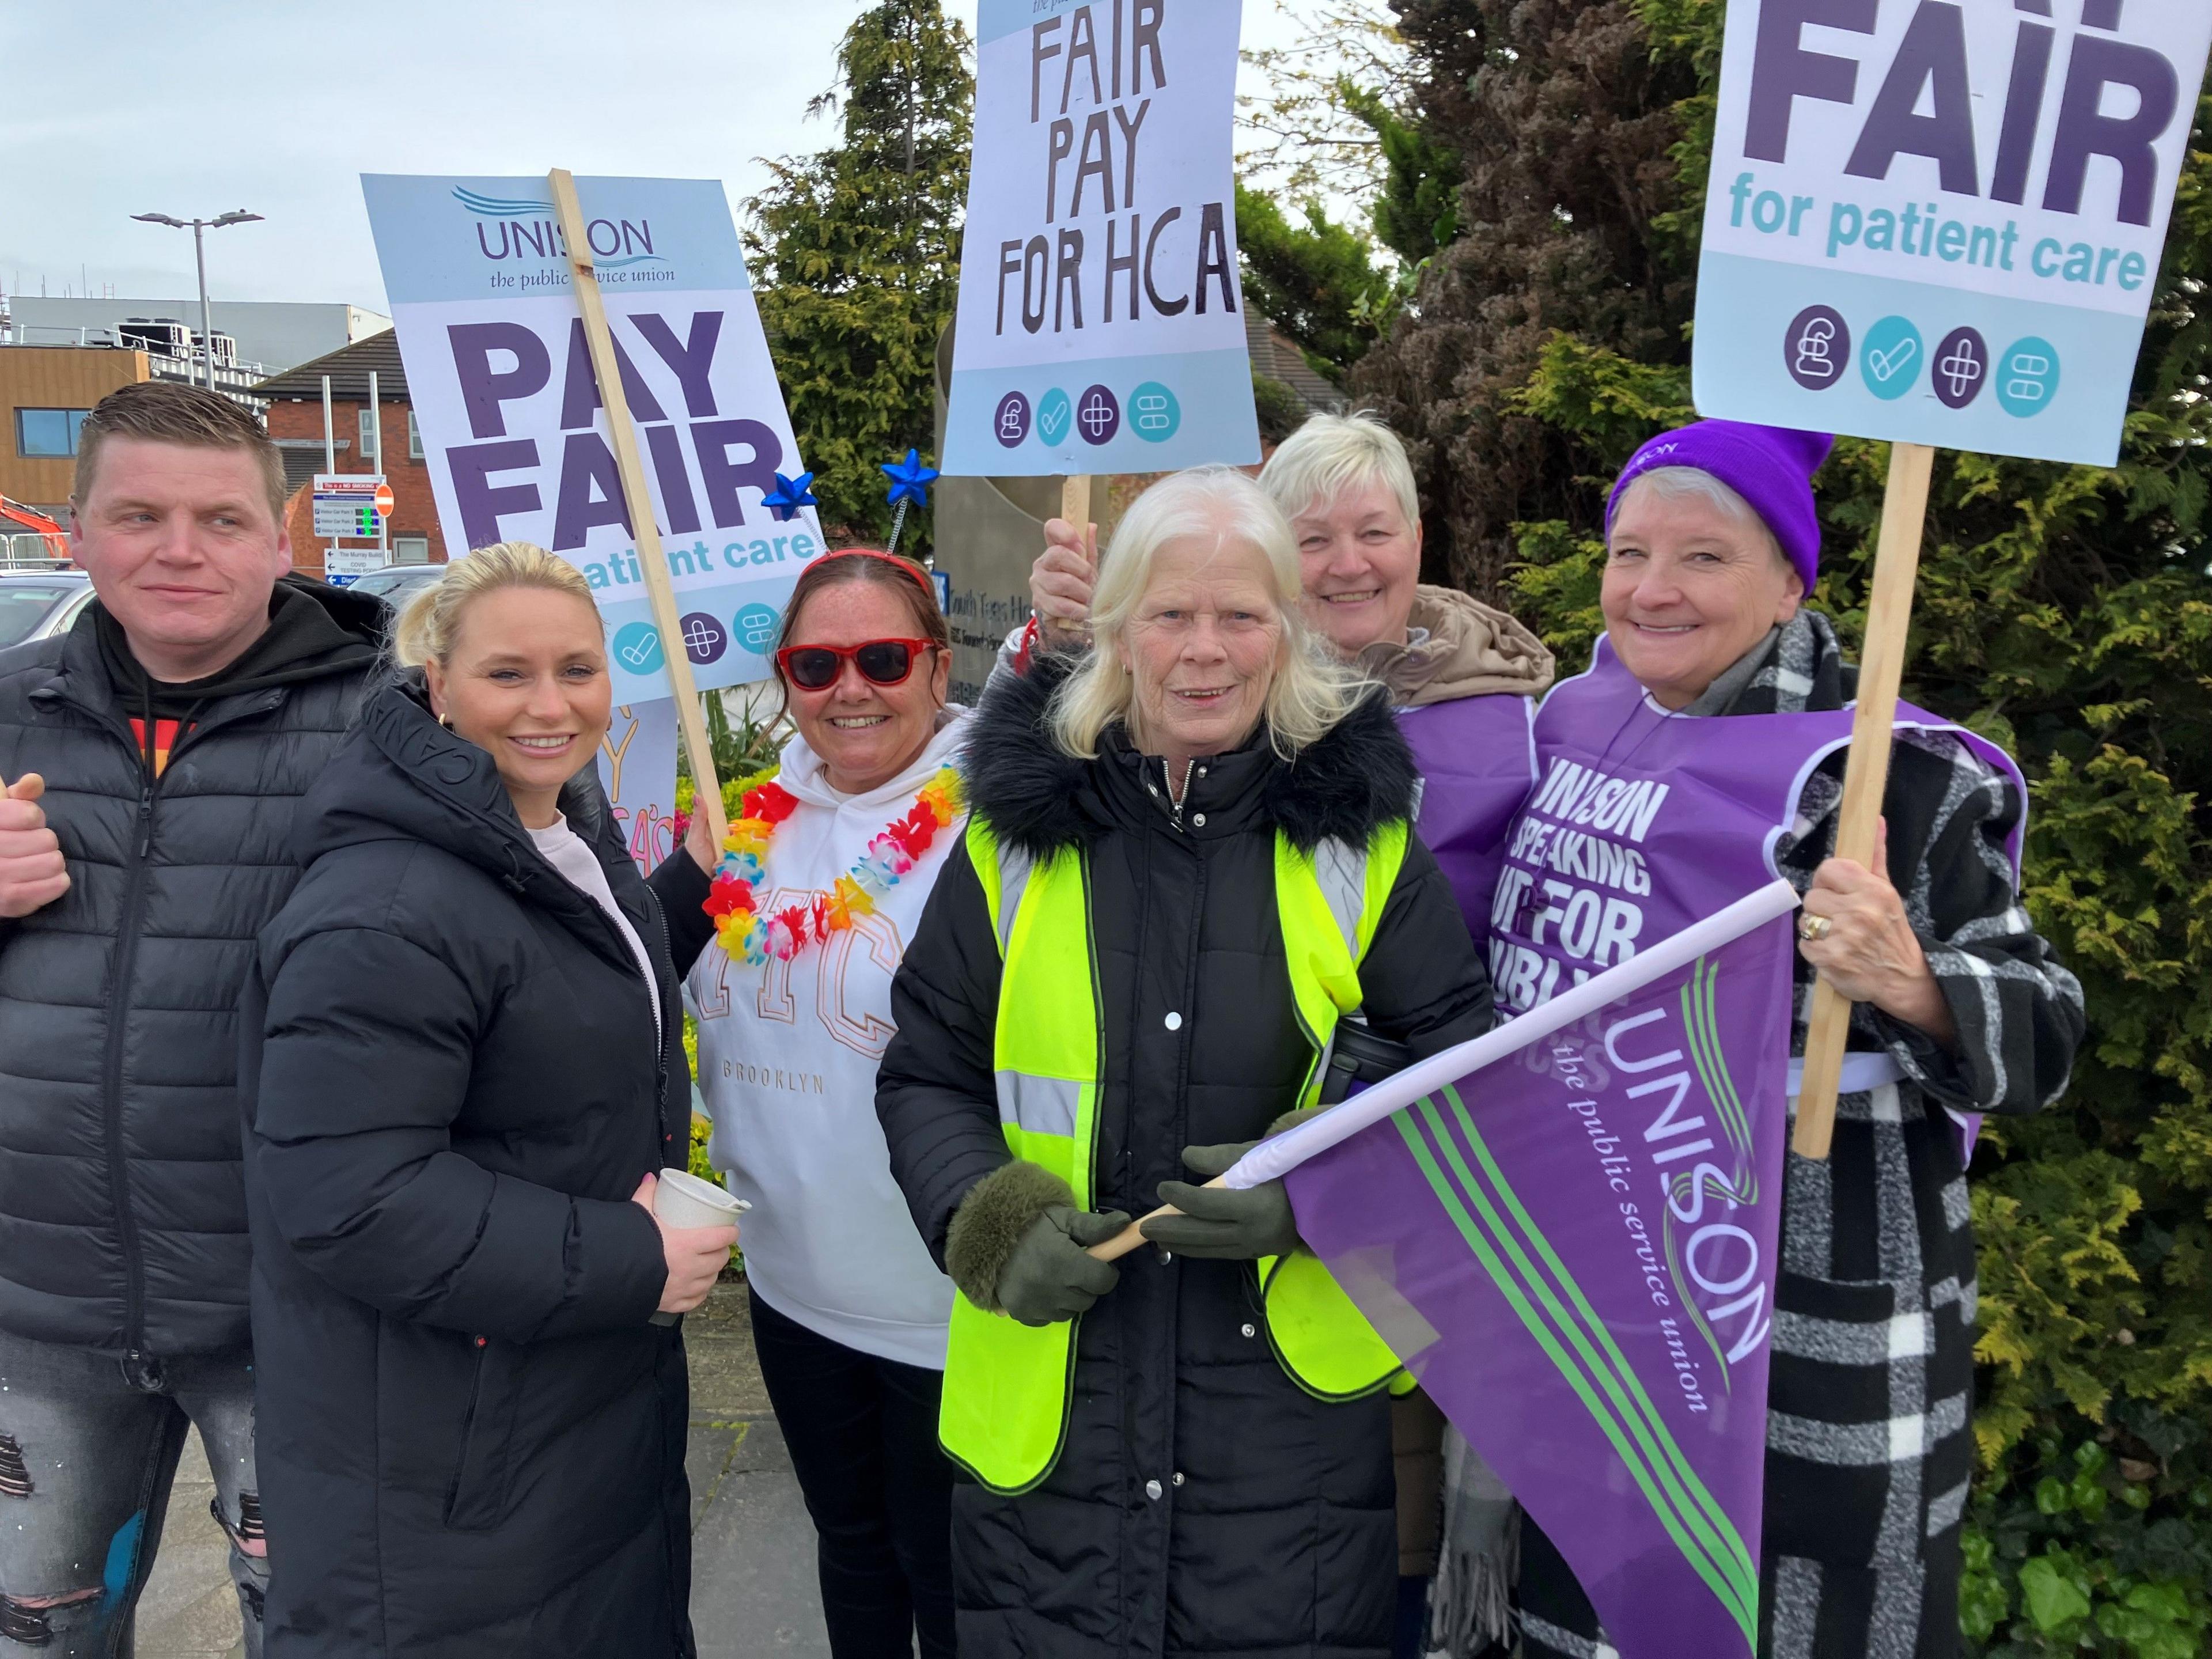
[876,467,1495,1659]
[689,550,968,1659]
[1024,411,1555,1658]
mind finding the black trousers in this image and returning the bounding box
[749,1287,957,1659]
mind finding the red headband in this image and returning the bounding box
[816,547,935,601]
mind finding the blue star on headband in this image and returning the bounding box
[762,471,817,522]
[880,449,940,510]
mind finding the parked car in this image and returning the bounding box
[344,565,446,608]
[0,571,95,652]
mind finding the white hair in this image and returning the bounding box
[1048,467,1370,762]
[1259,410,1421,533]
[1612,467,1788,567]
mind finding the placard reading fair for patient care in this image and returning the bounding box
[1692,2,2212,467]
[362,175,825,700]
[941,0,1260,476]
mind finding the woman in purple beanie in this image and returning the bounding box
[1509,420,2085,1659]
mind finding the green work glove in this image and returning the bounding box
[997,1206,1130,1327]
[1142,1141,1302,1261]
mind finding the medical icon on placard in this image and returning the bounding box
[1932,327,1988,411]
[1860,316,1923,402]
[1035,388,1073,445]
[612,622,666,676]
[734,603,782,656]
[680,612,729,666]
[1784,306,1850,391]
[1077,384,1122,445]
[1995,339,2061,419]
[1129,382,1183,442]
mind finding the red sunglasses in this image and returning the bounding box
[775,638,937,691]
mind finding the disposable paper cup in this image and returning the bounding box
[653,1168,747,1231]
[648,1169,745,1327]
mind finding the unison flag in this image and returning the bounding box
[1285,913,1797,1657]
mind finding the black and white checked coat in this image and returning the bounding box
[1517,612,2085,1659]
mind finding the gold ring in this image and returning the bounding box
[1798,914,1832,944]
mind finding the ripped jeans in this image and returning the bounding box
[0,1331,266,1657]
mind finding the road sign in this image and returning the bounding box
[324,547,389,578]
[313,474,389,541]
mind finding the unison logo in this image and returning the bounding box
[452,187,669,269]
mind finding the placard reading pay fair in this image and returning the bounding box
[362,175,824,700]
[1692,1,2212,466]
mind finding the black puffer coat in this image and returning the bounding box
[0,581,381,1357]
[877,661,1495,1659]
[239,677,710,1658]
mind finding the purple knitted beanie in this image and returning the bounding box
[1605,421,1834,590]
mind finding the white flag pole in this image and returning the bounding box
[1085,878,1802,1262]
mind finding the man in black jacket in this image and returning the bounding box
[0,381,383,1655]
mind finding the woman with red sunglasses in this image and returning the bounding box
[687,549,966,1659]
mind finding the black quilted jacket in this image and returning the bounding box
[240,676,711,1657]
[878,660,1495,1659]
[0,581,382,1358]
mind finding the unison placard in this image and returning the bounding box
[362,174,824,699]
[1692,1,2212,465]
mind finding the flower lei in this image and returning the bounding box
[703,764,965,967]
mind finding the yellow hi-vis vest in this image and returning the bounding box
[940,816,1412,1495]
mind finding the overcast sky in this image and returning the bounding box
[1,0,1304,317]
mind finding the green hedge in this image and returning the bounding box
[1354,4,2212,1650]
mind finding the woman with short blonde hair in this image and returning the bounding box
[1260,408,1422,539]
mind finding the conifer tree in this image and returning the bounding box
[748,1,972,551]
[1357,4,2212,1652]
[1236,182,1393,378]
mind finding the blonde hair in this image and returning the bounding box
[1048,467,1370,762]
[392,542,600,667]
[1259,410,1421,533]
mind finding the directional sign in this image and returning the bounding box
[323,547,390,582]
[313,474,388,541]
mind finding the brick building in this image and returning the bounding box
[255,331,444,579]
[0,343,154,519]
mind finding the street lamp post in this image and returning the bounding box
[128,210,264,389]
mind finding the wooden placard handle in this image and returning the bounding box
[1083,1175,1228,1262]
[547,168,728,850]
[1791,440,1936,1160]
[1060,474,1092,533]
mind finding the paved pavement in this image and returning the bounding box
[135,1281,832,1658]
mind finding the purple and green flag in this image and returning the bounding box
[1252,637,2029,1653]
[1230,878,1801,1658]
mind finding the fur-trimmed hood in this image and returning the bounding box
[961,654,1420,858]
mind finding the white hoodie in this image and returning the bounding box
[688,711,968,1368]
